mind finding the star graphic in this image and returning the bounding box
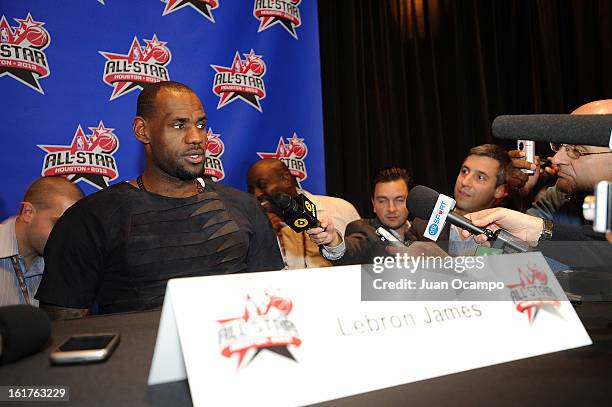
[258,137,291,160]
[255,0,301,39]
[211,51,266,111]
[218,294,299,369]
[162,0,219,23]
[0,14,50,94]
[100,36,170,100]
[38,125,118,189]
[88,121,115,140]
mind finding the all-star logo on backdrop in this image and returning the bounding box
[211,50,266,111]
[0,13,51,94]
[506,265,562,325]
[38,121,120,190]
[217,292,301,369]
[161,0,219,22]
[258,133,308,186]
[204,128,226,181]
[253,0,302,39]
[100,35,171,101]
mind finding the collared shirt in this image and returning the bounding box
[0,217,44,306]
[448,225,479,256]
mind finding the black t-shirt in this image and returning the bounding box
[36,181,283,313]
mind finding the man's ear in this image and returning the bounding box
[371,197,377,214]
[18,202,35,223]
[494,184,509,200]
[133,116,149,144]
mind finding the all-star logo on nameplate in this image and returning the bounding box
[0,13,51,94]
[38,122,120,190]
[253,0,302,39]
[218,292,301,369]
[100,34,171,101]
[211,50,267,111]
[161,0,220,22]
[258,133,308,186]
[204,128,226,181]
[506,265,563,325]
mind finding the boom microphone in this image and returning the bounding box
[0,305,51,365]
[492,114,612,148]
[408,185,531,253]
[270,192,321,233]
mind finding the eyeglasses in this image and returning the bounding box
[550,143,612,160]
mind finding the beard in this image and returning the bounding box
[153,149,202,181]
[174,163,201,181]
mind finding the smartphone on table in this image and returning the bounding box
[49,333,120,365]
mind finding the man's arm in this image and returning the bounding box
[40,303,90,321]
[35,202,105,312]
[308,219,382,266]
[245,198,285,271]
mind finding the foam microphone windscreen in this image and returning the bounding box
[407,185,440,219]
[492,114,612,147]
[0,305,51,365]
[270,192,295,212]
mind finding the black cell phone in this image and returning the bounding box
[49,333,120,365]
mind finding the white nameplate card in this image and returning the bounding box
[148,252,591,406]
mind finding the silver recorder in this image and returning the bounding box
[583,181,612,233]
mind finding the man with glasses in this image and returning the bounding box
[526,100,612,225]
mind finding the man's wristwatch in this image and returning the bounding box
[538,219,554,241]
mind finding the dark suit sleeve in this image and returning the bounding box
[331,220,386,266]
[536,223,611,270]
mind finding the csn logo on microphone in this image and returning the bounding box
[424,194,455,241]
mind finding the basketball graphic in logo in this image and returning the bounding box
[24,26,48,47]
[97,134,118,153]
[206,137,223,156]
[150,46,170,64]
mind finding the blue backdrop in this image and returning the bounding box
[0,0,325,219]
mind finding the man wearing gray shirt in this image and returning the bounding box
[0,177,82,306]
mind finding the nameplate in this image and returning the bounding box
[148,252,591,406]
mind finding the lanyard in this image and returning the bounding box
[9,255,31,305]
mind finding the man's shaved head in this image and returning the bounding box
[571,99,612,115]
[16,177,84,260]
[22,176,83,210]
[247,158,298,199]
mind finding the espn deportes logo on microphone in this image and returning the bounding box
[424,194,455,241]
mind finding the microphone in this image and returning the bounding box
[270,192,321,233]
[0,305,51,365]
[408,185,531,253]
[492,114,612,148]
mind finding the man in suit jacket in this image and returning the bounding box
[308,167,422,265]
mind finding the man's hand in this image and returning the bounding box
[508,149,540,195]
[306,217,342,247]
[461,207,544,244]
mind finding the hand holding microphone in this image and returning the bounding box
[408,185,532,253]
[461,207,545,245]
[269,192,343,247]
[305,217,342,247]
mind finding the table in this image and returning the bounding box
[2,303,612,406]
